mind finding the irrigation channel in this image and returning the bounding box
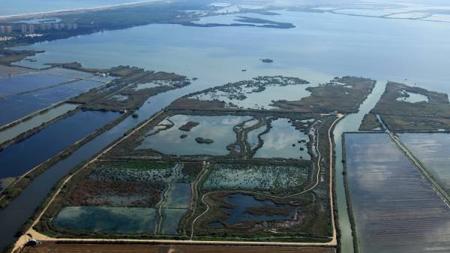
[0,79,387,253]
[332,81,386,253]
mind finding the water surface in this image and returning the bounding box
[0,110,120,179]
[400,133,450,193]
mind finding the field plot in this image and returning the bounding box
[0,79,104,126]
[38,160,201,237]
[190,160,332,242]
[0,110,120,184]
[344,133,450,253]
[399,133,450,194]
[21,241,336,253]
[0,103,78,145]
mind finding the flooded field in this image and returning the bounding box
[254,118,310,159]
[137,115,251,156]
[344,133,450,253]
[223,193,296,225]
[0,103,78,145]
[0,110,120,180]
[54,206,156,234]
[399,133,450,193]
[0,78,104,126]
[46,160,198,236]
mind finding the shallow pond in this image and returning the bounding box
[54,206,156,234]
[223,193,294,225]
[0,110,120,180]
[137,115,251,156]
[193,82,311,110]
[160,208,187,235]
[396,90,429,103]
[165,183,192,209]
[254,118,310,159]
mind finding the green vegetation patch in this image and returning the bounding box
[370,82,450,131]
[272,76,376,113]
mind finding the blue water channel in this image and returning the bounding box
[0,110,120,179]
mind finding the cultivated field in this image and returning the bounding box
[344,133,450,253]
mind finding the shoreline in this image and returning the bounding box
[0,0,162,21]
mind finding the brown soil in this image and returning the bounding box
[21,242,336,253]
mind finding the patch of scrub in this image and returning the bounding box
[137,115,251,156]
[0,103,78,145]
[399,133,450,194]
[396,90,429,103]
[254,118,310,159]
[202,164,308,194]
[0,177,16,192]
[53,206,157,234]
[112,94,128,102]
[160,208,188,235]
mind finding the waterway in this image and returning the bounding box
[0,110,120,180]
[332,81,387,253]
[0,103,78,145]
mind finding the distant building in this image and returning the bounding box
[20,24,27,33]
[28,25,35,33]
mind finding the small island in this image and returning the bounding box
[195,137,214,144]
[179,121,200,131]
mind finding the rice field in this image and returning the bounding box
[345,133,450,253]
[399,133,450,194]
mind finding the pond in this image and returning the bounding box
[223,193,294,225]
[54,206,156,234]
[165,183,192,209]
[137,115,251,156]
[254,118,310,159]
[396,90,429,103]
